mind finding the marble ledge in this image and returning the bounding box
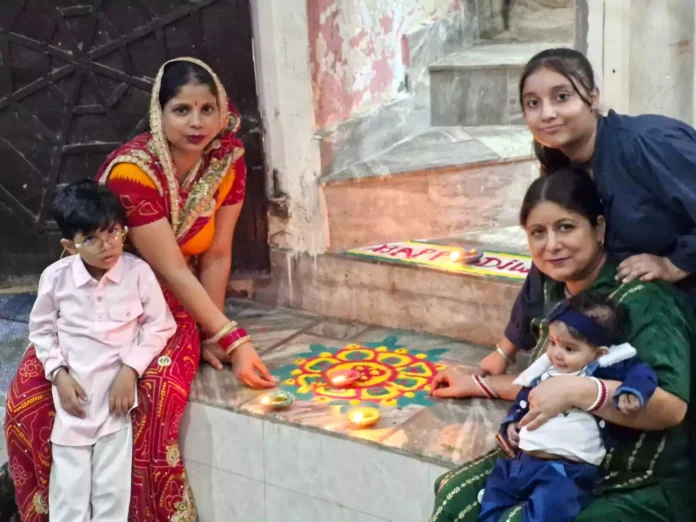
[189,328,508,469]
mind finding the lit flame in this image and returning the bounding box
[351,412,364,423]
[262,396,271,405]
[449,251,461,262]
[332,375,346,385]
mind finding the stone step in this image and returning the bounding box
[320,125,537,252]
[429,41,569,126]
[257,226,529,347]
[477,0,576,43]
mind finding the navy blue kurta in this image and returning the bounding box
[506,110,696,350]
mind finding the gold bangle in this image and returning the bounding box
[496,344,515,365]
[204,320,238,345]
[224,335,251,355]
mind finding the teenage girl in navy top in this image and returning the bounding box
[478,48,696,376]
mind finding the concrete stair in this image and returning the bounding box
[278,2,576,347]
[429,41,568,126]
[257,226,529,347]
[320,125,538,252]
[478,0,576,43]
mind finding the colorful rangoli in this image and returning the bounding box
[272,336,449,409]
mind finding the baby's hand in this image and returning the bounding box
[109,365,138,416]
[55,369,87,419]
[617,393,641,414]
[506,423,520,448]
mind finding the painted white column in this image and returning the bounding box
[250,0,327,255]
[601,0,631,114]
[584,0,605,102]
[628,0,694,121]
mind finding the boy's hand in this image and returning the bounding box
[54,369,87,419]
[109,365,138,416]
[506,422,520,448]
[617,393,641,414]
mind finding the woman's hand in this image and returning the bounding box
[201,342,231,370]
[480,351,509,376]
[201,341,276,389]
[430,369,481,399]
[617,254,688,283]
[519,375,589,430]
[230,342,276,389]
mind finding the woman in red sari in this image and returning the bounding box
[4,57,275,521]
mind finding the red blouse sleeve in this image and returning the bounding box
[222,153,247,206]
[105,163,169,227]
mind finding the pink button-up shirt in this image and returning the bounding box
[30,252,176,446]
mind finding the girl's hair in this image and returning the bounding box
[519,165,603,228]
[519,48,597,174]
[158,61,218,108]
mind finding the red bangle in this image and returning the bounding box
[595,380,609,412]
[586,378,608,412]
[217,327,251,354]
[473,374,499,399]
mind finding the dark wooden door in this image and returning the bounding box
[0,0,268,284]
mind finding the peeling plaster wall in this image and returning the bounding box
[309,0,461,131]
[252,1,327,255]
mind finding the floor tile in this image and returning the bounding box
[0,293,36,323]
[0,320,28,396]
[235,307,320,352]
[306,319,371,340]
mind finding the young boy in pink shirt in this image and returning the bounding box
[30,180,176,521]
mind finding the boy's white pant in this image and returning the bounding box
[49,424,132,522]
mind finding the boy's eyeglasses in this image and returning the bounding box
[74,227,128,252]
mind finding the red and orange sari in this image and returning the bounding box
[4,57,246,522]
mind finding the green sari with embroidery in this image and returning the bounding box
[431,264,695,522]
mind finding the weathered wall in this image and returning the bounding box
[252,1,327,254]
[309,0,462,130]
[586,0,695,124]
[628,1,694,120]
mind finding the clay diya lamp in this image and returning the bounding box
[260,390,295,410]
[449,248,482,265]
[346,406,381,428]
[326,369,361,388]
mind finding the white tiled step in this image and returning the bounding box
[181,403,450,522]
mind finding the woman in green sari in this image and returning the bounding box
[430,166,694,522]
